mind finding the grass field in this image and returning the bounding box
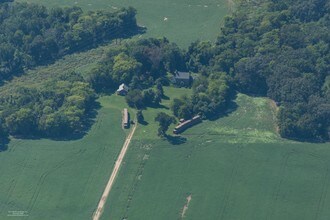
[0,94,131,220]
[101,92,330,220]
[16,0,229,47]
[3,1,330,219]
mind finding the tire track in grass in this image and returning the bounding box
[315,168,329,220]
[81,145,106,208]
[26,148,85,214]
[218,145,244,220]
[121,149,149,219]
[267,150,328,220]
[3,143,30,213]
[266,150,294,220]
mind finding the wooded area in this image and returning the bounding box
[0,2,138,82]
[0,2,138,139]
[0,0,329,142]
[184,0,330,141]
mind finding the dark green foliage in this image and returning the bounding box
[125,89,144,109]
[0,2,138,82]
[136,110,144,123]
[143,89,161,106]
[0,72,95,138]
[156,82,164,97]
[186,41,215,72]
[188,0,330,141]
[88,38,186,92]
[171,72,232,120]
[125,88,162,109]
[155,112,176,137]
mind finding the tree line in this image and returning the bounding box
[0,71,95,138]
[182,0,330,141]
[1,0,329,142]
[0,2,138,82]
[0,1,139,141]
[88,37,234,120]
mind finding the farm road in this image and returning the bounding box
[92,120,137,220]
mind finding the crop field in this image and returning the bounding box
[16,0,230,47]
[0,94,130,220]
[101,92,330,220]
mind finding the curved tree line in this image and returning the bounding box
[0,0,329,143]
[0,2,139,141]
[184,0,330,141]
[0,2,138,82]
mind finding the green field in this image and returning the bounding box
[16,0,229,47]
[101,91,330,220]
[0,93,131,219]
[2,1,330,220]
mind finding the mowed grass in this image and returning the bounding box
[16,0,229,47]
[0,94,131,220]
[102,92,330,220]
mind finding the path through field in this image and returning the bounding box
[92,121,137,220]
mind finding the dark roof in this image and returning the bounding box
[175,71,190,80]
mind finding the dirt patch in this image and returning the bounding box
[181,195,192,218]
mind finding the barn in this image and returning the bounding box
[173,115,202,134]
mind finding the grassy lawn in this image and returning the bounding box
[0,94,131,220]
[16,0,229,47]
[101,92,330,220]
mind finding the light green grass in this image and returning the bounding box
[16,0,229,47]
[0,94,130,220]
[0,45,108,91]
[102,92,330,220]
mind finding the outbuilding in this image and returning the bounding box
[117,83,129,96]
[122,108,130,129]
[173,71,192,87]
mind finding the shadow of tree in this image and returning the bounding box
[166,135,187,145]
[138,120,149,126]
[0,136,10,152]
[208,92,239,121]
[10,99,102,142]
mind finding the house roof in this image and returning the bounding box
[117,83,129,92]
[175,71,190,80]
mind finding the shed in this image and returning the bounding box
[117,83,129,96]
[122,108,129,129]
[173,71,192,87]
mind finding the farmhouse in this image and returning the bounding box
[173,115,202,134]
[173,71,192,87]
[117,83,129,96]
[122,108,130,129]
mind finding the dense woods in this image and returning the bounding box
[0,0,329,142]
[186,0,330,141]
[171,72,232,120]
[0,2,138,139]
[0,2,138,82]
[0,71,95,138]
[88,38,185,93]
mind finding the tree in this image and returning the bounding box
[155,112,176,137]
[0,3,139,84]
[125,89,144,109]
[111,53,142,84]
[156,82,164,97]
[136,110,144,123]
